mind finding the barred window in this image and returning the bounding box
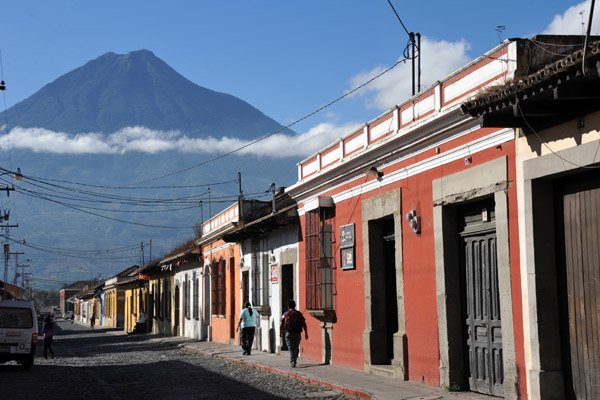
[218,258,226,315]
[251,237,270,306]
[157,282,162,318]
[193,274,199,320]
[167,289,171,321]
[305,208,334,310]
[163,279,171,322]
[184,275,190,319]
[211,259,227,315]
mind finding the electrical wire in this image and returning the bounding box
[527,39,580,57]
[11,188,196,229]
[14,56,409,191]
[1,51,409,198]
[386,0,410,37]
[5,239,140,255]
[9,172,239,192]
[517,100,600,170]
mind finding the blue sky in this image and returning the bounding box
[0,1,598,160]
[0,1,598,286]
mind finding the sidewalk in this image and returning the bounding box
[179,340,490,400]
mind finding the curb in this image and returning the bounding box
[182,344,372,399]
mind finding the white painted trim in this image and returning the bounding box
[444,56,508,102]
[302,158,319,177]
[401,105,413,125]
[202,242,233,256]
[321,146,341,167]
[434,84,442,112]
[370,116,395,141]
[298,128,514,215]
[416,95,435,118]
[345,132,366,154]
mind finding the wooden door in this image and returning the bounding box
[461,226,503,397]
[558,173,600,400]
[242,271,249,306]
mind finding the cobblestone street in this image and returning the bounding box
[0,320,352,400]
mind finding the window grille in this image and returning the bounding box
[218,258,226,315]
[305,208,335,310]
[211,259,227,316]
[211,260,217,315]
[167,289,171,321]
[184,275,190,319]
[157,282,162,318]
[193,274,199,320]
[251,237,270,306]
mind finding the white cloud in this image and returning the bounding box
[0,122,360,159]
[543,1,600,35]
[348,36,471,110]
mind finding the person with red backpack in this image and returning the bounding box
[280,299,308,367]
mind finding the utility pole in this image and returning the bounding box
[19,259,31,287]
[16,260,30,299]
[11,251,24,299]
[0,202,17,299]
[208,188,212,233]
[21,273,32,300]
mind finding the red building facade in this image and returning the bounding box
[287,39,535,399]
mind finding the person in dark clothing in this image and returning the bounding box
[280,299,308,367]
[42,316,55,359]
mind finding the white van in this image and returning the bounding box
[0,300,39,369]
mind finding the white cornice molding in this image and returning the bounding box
[296,128,514,215]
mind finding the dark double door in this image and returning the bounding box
[460,202,503,397]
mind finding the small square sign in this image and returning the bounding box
[270,264,278,283]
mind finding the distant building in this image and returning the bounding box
[60,280,93,314]
[0,280,24,300]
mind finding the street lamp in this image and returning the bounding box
[0,168,24,182]
[14,169,24,182]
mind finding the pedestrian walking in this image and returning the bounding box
[136,310,147,333]
[90,313,95,329]
[236,302,258,355]
[280,299,308,367]
[42,316,55,359]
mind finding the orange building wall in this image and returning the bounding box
[205,241,240,345]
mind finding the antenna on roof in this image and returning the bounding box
[496,26,506,44]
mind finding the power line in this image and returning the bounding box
[12,188,195,229]
[56,56,410,189]
[386,0,410,36]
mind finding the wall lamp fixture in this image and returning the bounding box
[366,166,384,179]
[405,210,420,234]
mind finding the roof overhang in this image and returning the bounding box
[222,203,298,242]
[461,40,600,134]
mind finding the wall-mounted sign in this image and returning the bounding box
[340,224,355,270]
[270,264,278,283]
[341,247,354,270]
[340,224,355,247]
